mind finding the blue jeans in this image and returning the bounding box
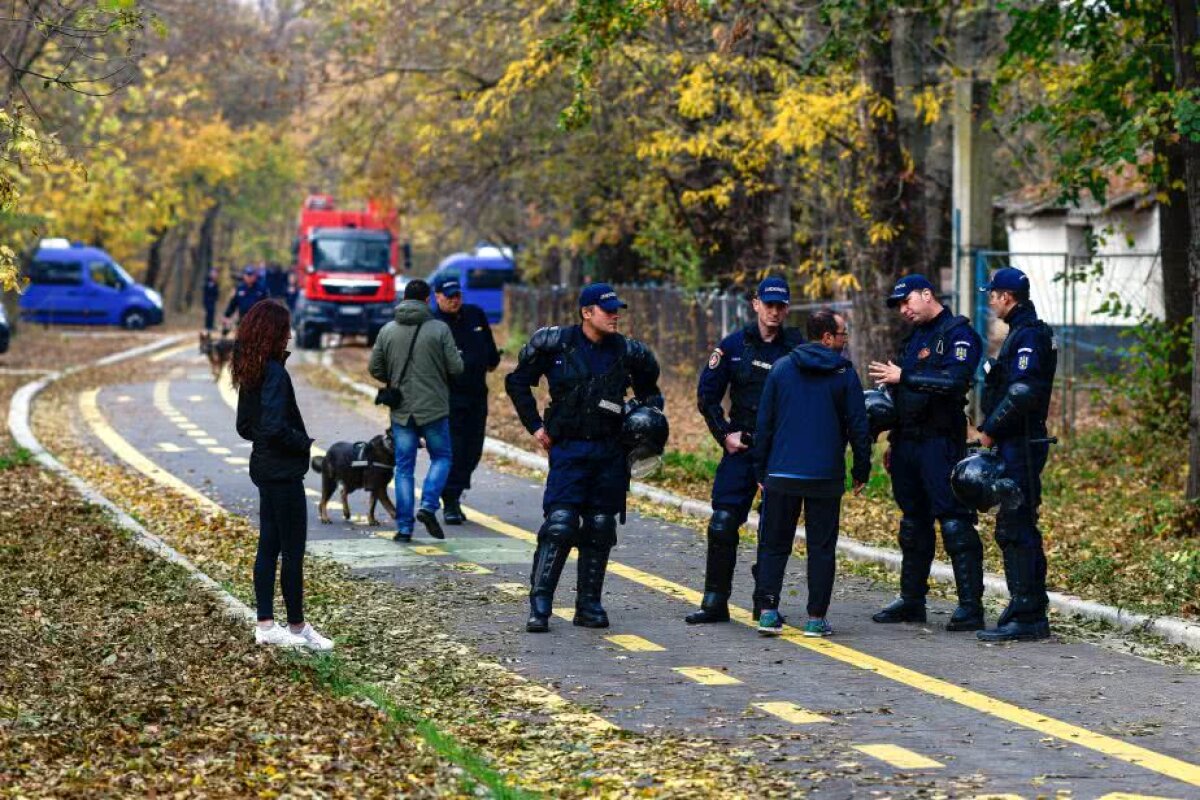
[392,416,453,534]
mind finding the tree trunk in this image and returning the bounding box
[1167,0,1200,504]
[853,4,919,372]
[144,229,167,289]
[189,203,222,309]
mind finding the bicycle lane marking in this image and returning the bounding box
[454,501,1200,789]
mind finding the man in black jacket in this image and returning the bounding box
[505,283,663,633]
[751,309,870,637]
[432,275,500,523]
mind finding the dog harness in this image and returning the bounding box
[350,441,393,470]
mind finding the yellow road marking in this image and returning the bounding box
[218,370,238,411]
[447,561,492,575]
[753,701,829,725]
[115,394,132,403]
[1098,795,1186,800]
[492,582,526,598]
[305,488,320,497]
[967,795,1025,800]
[411,545,447,556]
[674,666,741,686]
[853,743,943,770]
[606,634,665,653]
[80,390,225,517]
[452,499,1200,788]
[148,341,196,362]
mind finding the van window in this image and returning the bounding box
[28,260,82,286]
[466,267,516,290]
[88,261,126,290]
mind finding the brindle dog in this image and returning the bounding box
[198,330,235,381]
[311,432,397,526]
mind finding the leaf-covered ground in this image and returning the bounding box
[25,355,858,797]
[328,344,1200,622]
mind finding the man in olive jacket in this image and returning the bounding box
[369,280,464,541]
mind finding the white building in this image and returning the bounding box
[994,181,1162,327]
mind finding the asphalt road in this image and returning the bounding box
[75,342,1200,799]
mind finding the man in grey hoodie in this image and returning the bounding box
[369,280,464,541]
[751,308,871,637]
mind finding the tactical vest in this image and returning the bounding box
[728,328,804,432]
[543,333,631,442]
[894,313,972,439]
[981,315,1057,436]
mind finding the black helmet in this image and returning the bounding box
[950,450,1024,512]
[864,386,897,439]
[622,402,670,477]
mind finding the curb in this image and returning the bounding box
[326,363,1200,652]
[7,334,256,625]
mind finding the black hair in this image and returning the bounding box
[404,279,431,302]
[807,307,842,340]
[1010,288,1030,304]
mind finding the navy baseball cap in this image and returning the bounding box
[980,267,1030,293]
[756,276,791,305]
[579,282,627,312]
[886,274,934,307]
[242,266,258,277]
[432,275,462,296]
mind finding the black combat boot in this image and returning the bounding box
[442,494,466,525]
[872,555,929,623]
[978,545,1049,642]
[685,592,730,624]
[527,540,569,633]
[943,519,986,632]
[574,546,611,628]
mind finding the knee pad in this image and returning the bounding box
[940,517,981,556]
[580,513,618,548]
[898,516,933,552]
[707,509,741,547]
[539,508,579,545]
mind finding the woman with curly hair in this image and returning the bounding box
[231,300,332,650]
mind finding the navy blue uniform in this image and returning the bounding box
[435,303,500,502]
[505,324,662,628]
[203,277,220,331]
[691,325,803,613]
[877,308,985,626]
[979,302,1057,628]
[224,282,269,322]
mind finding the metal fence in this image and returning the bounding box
[503,285,762,373]
[975,250,1161,438]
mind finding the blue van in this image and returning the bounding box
[427,245,519,323]
[20,240,164,329]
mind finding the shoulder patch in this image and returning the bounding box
[708,348,723,369]
[954,343,970,362]
[1017,354,1030,371]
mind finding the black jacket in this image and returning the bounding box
[434,302,500,398]
[237,356,313,484]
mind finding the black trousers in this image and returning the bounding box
[444,396,488,499]
[754,492,842,617]
[204,303,216,331]
[254,479,308,624]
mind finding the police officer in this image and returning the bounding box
[976,267,1057,642]
[202,268,221,331]
[505,283,663,633]
[432,274,500,524]
[222,266,269,328]
[868,274,985,631]
[687,276,804,624]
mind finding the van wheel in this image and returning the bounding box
[121,309,148,330]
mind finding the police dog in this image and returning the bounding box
[198,330,235,381]
[311,432,397,526]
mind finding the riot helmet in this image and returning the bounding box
[622,401,670,478]
[950,449,1024,512]
[864,385,897,440]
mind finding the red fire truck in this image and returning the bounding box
[291,194,400,349]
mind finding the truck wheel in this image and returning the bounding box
[367,327,380,347]
[297,324,322,350]
[121,308,148,330]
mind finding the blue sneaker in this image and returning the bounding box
[757,609,785,636]
[803,618,833,637]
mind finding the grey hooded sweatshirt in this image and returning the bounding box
[369,300,464,426]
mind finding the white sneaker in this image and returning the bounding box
[293,623,334,652]
[255,623,306,648]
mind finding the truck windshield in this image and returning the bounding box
[312,235,391,273]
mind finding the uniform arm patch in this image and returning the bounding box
[708,348,723,369]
